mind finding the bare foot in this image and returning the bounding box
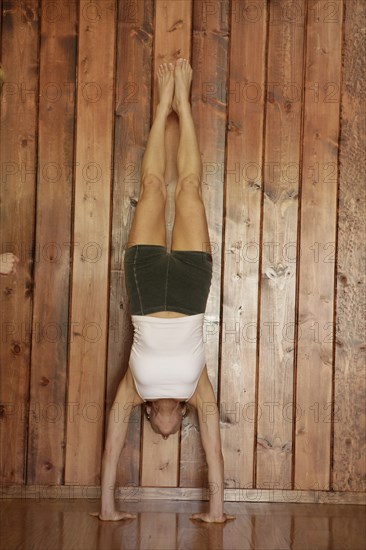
[172,58,193,115]
[157,62,174,115]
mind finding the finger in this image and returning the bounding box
[89,512,100,518]
[225,515,236,521]
[190,515,205,522]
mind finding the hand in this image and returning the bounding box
[190,512,236,524]
[89,510,136,521]
[0,253,20,276]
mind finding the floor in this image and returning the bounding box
[0,499,365,550]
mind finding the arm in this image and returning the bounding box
[90,367,143,521]
[188,366,235,523]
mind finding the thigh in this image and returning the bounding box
[171,188,211,254]
[126,186,167,249]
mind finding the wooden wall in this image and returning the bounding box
[0,0,365,500]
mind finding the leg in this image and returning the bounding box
[126,63,174,249]
[171,59,211,254]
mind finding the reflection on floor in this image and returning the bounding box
[0,499,365,550]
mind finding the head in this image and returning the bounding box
[144,399,187,439]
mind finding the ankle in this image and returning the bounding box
[174,98,191,117]
[156,102,171,117]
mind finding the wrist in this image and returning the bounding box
[209,500,224,520]
[209,507,224,519]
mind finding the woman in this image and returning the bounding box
[91,59,234,524]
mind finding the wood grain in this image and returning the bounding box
[1,498,365,550]
[295,0,343,490]
[179,0,229,489]
[0,0,39,483]
[256,0,306,488]
[0,0,364,503]
[64,0,116,484]
[26,0,77,485]
[220,0,267,489]
[333,0,366,492]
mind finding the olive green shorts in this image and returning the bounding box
[124,244,213,316]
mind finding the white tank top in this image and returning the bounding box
[129,313,206,401]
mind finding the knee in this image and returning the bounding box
[176,174,202,196]
[141,174,166,195]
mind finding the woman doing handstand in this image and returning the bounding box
[91,59,234,524]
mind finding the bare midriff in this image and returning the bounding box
[145,311,188,318]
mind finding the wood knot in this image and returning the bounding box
[227,120,242,134]
[22,7,35,22]
[248,180,261,190]
[284,100,292,112]
[25,280,34,298]
[11,343,22,355]
[257,437,272,449]
[339,273,348,285]
[168,20,183,32]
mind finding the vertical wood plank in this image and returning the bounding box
[0,0,2,88]
[140,0,192,487]
[220,0,267,488]
[26,0,77,484]
[0,0,39,483]
[256,1,306,488]
[295,0,343,490]
[108,0,154,488]
[333,0,366,492]
[179,0,229,488]
[64,0,116,484]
